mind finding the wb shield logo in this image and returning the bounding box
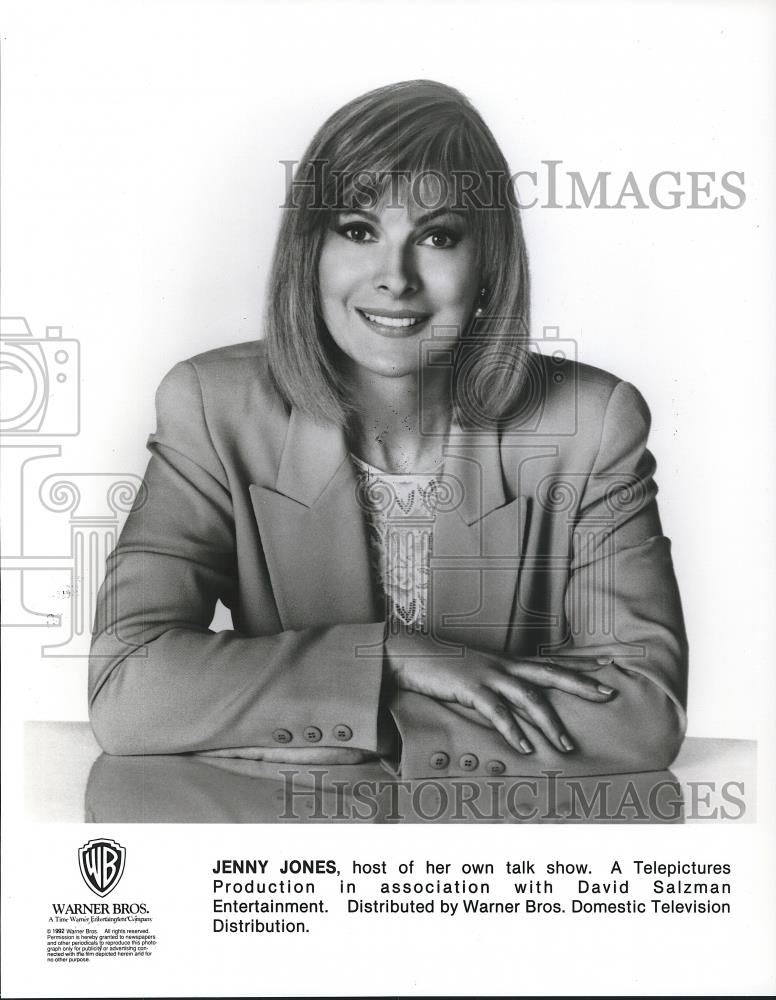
[79,838,126,897]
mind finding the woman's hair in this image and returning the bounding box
[265,79,531,427]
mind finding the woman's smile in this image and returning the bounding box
[355,307,431,337]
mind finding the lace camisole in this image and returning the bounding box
[350,454,447,632]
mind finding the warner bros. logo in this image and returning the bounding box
[78,838,126,897]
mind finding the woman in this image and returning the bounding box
[89,80,688,778]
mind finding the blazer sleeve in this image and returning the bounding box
[387,379,689,779]
[88,361,387,755]
[554,378,689,761]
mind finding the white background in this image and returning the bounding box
[2,1,775,996]
[3,0,775,739]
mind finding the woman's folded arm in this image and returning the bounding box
[88,360,387,756]
[89,615,387,756]
[556,378,689,768]
[384,378,689,779]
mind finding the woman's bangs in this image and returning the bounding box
[325,113,495,214]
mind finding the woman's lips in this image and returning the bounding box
[356,308,431,337]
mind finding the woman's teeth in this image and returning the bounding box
[363,312,420,328]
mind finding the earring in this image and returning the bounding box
[475,286,487,316]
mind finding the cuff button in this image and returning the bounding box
[486,759,506,775]
[272,728,293,744]
[303,726,322,743]
[430,752,450,770]
[459,753,479,771]
[333,724,353,742]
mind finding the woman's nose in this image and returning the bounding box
[372,242,419,298]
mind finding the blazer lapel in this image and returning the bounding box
[430,429,527,653]
[249,407,379,630]
[249,410,528,648]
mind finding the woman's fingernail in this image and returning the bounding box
[596,656,614,665]
[597,684,615,695]
[559,734,575,752]
[519,739,533,754]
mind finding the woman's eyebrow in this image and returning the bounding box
[412,207,467,226]
[335,207,466,226]
[336,209,381,222]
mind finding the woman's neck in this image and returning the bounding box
[344,366,452,474]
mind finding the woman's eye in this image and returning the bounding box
[338,223,376,243]
[420,229,460,249]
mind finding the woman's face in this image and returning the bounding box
[318,191,480,379]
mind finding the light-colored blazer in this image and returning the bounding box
[89,340,688,778]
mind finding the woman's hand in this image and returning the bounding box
[385,632,617,755]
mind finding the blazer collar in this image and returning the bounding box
[274,406,507,525]
[275,406,349,507]
[443,425,507,525]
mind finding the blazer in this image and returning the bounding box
[89,340,689,779]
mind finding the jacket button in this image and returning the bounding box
[303,726,322,743]
[272,728,292,744]
[430,751,450,770]
[486,759,506,775]
[333,724,353,742]
[459,753,479,771]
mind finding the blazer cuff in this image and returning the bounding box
[254,622,387,753]
[385,690,519,780]
[386,680,686,779]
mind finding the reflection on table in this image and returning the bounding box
[24,723,756,824]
